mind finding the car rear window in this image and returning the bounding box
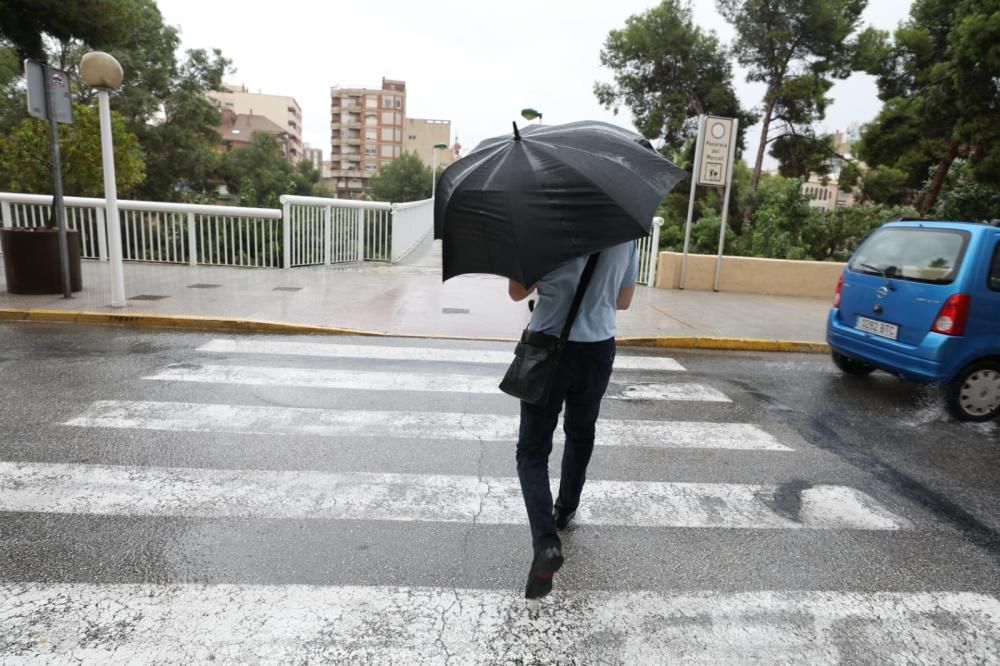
[849,227,970,285]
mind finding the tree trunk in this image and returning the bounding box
[920,139,960,214]
[740,95,777,223]
[750,96,777,192]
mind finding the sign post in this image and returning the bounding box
[26,60,74,298]
[679,115,737,291]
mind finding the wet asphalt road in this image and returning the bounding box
[0,322,998,662]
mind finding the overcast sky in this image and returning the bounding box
[156,0,914,164]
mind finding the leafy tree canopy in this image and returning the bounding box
[0,0,138,61]
[594,0,755,156]
[368,152,432,203]
[859,0,1000,212]
[0,102,145,198]
[717,0,869,192]
[218,133,318,208]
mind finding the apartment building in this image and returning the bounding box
[330,77,407,199]
[403,118,453,171]
[303,145,323,173]
[208,83,304,162]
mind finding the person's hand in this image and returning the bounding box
[508,280,536,302]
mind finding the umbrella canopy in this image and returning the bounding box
[434,120,687,285]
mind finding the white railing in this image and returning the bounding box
[279,195,433,266]
[390,199,434,262]
[0,192,639,277]
[280,195,393,267]
[0,193,282,268]
[637,217,663,286]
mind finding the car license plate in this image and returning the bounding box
[856,316,899,340]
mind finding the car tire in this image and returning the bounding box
[946,360,1000,422]
[832,351,876,377]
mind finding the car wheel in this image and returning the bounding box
[946,360,1000,422]
[832,351,875,377]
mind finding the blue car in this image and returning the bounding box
[827,219,1000,421]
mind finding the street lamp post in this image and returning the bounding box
[80,52,126,307]
[431,142,448,201]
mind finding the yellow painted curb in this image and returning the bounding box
[617,336,829,353]
[0,308,828,353]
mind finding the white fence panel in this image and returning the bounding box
[391,199,434,262]
[0,193,282,267]
[636,217,664,286]
[279,195,393,266]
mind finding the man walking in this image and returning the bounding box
[507,240,638,599]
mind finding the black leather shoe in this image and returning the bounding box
[524,545,564,599]
[554,507,576,531]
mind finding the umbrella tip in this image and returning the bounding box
[512,122,521,140]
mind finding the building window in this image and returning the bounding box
[365,114,377,126]
[366,97,377,108]
[381,128,393,141]
[395,98,401,109]
[394,145,401,157]
[365,163,377,172]
[381,111,394,125]
[384,96,393,108]
[394,112,402,125]
[407,134,417,140]
[365,147,376,157]
[394,129,402,142]
[365,129,377,141]
[381,144,393,158]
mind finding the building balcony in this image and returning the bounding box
[329,169,373,179]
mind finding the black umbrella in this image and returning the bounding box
[434,120,687,285]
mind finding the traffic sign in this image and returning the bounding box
[25,60,73,124]
[696,116,734,187]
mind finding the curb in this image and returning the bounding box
[0,308,829,353]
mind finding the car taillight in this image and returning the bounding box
[833,275,844,307]
[932,293,971,336]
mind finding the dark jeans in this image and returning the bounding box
[515,337,616,552]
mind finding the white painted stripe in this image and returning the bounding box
[65,400,791,450]
[147,364,728,401]
[3,584,998,664]
[0,462,906,530]
[199,338,687,371]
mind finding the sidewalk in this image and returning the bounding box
[0,239,832,349]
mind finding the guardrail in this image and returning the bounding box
[637,217,664,286]
[0,193,282,267]
[0,193,435,269]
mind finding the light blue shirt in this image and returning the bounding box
[527,241,639,342]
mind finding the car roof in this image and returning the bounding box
[882,219,1000,235]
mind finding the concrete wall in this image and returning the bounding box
[654,251,844,299]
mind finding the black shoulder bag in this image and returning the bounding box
[499,253,601,405]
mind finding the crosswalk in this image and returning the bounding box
[3,336,999,663]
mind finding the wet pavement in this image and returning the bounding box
[1,323,998,663]
[0,238,832,342]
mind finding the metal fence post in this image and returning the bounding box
[324,205,332,265]
[282,200,292,268]
[648,217,663,286]
[1,200,11,228]
[356,208,365,261]
[389,205,398,263]
[187,211,197,266]
[96,207,109,261]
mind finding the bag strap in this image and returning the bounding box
[559,253,601,342]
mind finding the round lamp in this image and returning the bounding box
[80,52,124,90]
